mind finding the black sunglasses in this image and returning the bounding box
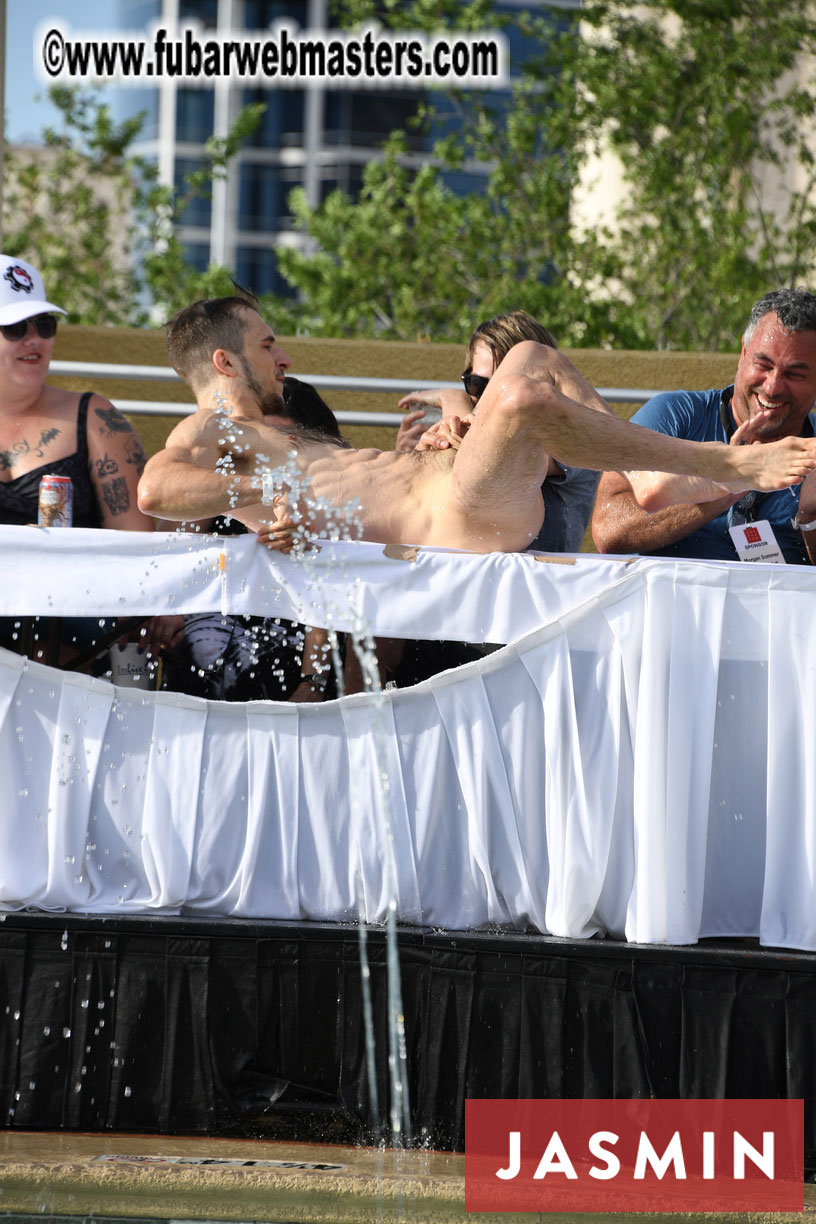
[0,314,58,343]
[461,369,491,401]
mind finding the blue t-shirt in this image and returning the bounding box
[632,387,813,564]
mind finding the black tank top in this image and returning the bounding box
[0,392,103,527]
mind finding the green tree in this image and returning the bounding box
[274,0,816,350]
[2,86,264,325]
[274,135,497,339]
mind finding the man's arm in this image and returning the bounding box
[288,626,333,702]
[395,388,471,453]
[141,418,300,553]
[139,447,259,520]
[137,416,259,521]
[625,470,740,512]
[793,469,816,565]
[592,470,740,554]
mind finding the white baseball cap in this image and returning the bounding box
[0,255,67,325]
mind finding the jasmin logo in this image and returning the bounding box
[465,1099,803,1212]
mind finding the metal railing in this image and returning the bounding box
[50,358,659,427]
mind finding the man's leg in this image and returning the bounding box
[447,342,614,549]
[454,342,816,508]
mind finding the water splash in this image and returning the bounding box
[204,392,414,1146]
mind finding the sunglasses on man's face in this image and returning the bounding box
[0,314,58,343]
[461,369,491,401]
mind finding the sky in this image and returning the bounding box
[5,0,119,143]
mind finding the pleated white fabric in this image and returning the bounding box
[2,529,815,948]
[0,525,632,641]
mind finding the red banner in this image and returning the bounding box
[465,1099,803,1212]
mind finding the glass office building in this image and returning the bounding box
[118,0,575,297]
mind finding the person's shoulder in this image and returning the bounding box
[632,387,721,436]
[83,392,137,433]
[164,407,221,446]
[39,384,92,420]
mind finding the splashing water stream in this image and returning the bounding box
[214,393,415,1150]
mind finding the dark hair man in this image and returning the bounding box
[140,297,816,554]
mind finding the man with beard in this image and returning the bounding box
[592,288,816,564]
[139,296,816,556]
[157,375,344,702]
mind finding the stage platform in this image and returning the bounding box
[1,912,814,1169]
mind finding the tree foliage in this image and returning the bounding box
[274,0,816,350]
[5,2,816,351]
[2,87,263,326]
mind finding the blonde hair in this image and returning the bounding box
[465,310,558,370]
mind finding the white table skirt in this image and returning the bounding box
[0,527,813,948]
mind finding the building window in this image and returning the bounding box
[239,164,302,230]
[175,89,215,144]
[242,88,305,148]
[324,92,425,150]
[235,246,292,297]
[175,158,212,226]
[180,0,218,25]
[244,0,307,28]
[319,169,364,201]
[181,242,211,272]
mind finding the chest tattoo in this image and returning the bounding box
[0,427,61,472]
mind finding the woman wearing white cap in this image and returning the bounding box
[0,255,156,530]
[0,254,183,662]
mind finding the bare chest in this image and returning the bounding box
[306,447,449,544]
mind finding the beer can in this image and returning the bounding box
[38,475,73,528]
[403,398,443,426]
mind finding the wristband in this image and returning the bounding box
[791,514,816,532]
[300,672,328,693]
[261,472,275,505]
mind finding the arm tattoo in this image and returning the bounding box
[124,435,147,472]
[95,453,119,478]
[101,475,130,516]
[0,427,61,472]
[94,406,131,436]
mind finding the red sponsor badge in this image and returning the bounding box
[465,1099,803,1212]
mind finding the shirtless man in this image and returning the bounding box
[137,297,816,552]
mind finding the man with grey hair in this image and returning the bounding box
[592,288,816,564]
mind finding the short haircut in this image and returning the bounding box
[745,288,816,342]
[283,376,343,439]
[166,296,258,387]
[465,309,558,371]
